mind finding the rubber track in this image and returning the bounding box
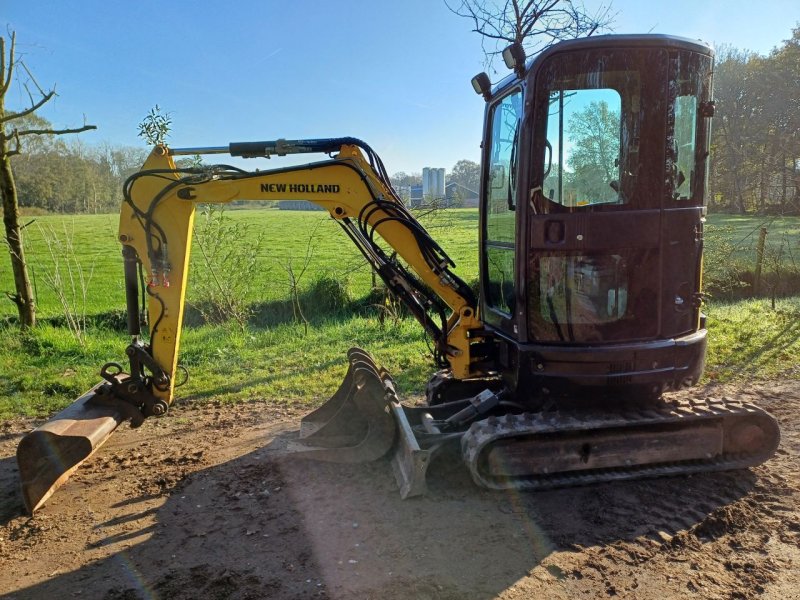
[461,396,781,491]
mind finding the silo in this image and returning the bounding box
[436,168,446,199]
[422,167,446,202]
[422,167,432,199]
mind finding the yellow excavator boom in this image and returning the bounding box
[17,138,486,512]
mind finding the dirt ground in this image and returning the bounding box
[1,380,799,600]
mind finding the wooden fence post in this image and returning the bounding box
[754,226,768,296]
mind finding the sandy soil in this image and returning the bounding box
[1,380,798,600]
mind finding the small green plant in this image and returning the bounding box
[281,220,326,335]
[33,222,95,345]
[305,275,350,316]
[138,104,172,146]
[189,205,265,329]
[374,284,404,328]
[702,224,747,297]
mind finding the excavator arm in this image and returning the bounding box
[116,139,484,415]
[17,138,489,512]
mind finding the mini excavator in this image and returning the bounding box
[17,35,780,513]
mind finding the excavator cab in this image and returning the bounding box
[478,35,713,402]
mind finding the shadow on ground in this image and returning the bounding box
[0,423,756,600]
[0,455,22,527]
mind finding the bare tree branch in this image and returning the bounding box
[22,82,35,107]
[19,60,47,97]
[0,32,15,96]
[14,124,97,137]
[0,89,56,124]
[0,37,5,96]
[445,0,615,70]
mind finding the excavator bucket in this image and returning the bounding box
[296,347,397,462]
[16,386,127,514]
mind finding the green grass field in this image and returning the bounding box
[0,208,480,319]
[3,209,797,319]
[0,209,798,419]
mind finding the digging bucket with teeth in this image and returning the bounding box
[296,347,398,462]
[295,347,436,497]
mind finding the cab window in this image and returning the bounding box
[484,89,522,315]
[544,88,622,207]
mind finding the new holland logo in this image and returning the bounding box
[260,183,341,193]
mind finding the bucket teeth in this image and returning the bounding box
[296,347,396,463]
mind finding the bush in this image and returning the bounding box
[188,205,265,328]
[304,275,350,317]
[703,224,748,297]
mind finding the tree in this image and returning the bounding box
[9,138,146,214]
[445,0,614,69]
[710,47,762,214]
[760,26,800,212]
[0,31,96,327]
[390,171,422,188]
[708,31,800,215]
[449,159,480,193]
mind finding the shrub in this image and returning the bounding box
[188,205,265,328]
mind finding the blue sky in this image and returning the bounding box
[3,0,797,174]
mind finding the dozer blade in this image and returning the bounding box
[16,386,127,513]
[295,347,396,463]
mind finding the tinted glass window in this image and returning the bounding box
[532,48,669,213]
[486,92,522,243]
[483,89,522,317]
[667,51,712,205]
[544,88,622,207]
[673,95,697,200]
[529,249,658,342]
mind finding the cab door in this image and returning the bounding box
[526,47,669,344]
[524,45,711,345]
[480,87,523,336]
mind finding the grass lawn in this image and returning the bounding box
[0,208,479,320]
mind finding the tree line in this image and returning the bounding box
[709,26,800,214]
[10,114,146,214]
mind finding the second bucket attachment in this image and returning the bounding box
[297,347,396,462]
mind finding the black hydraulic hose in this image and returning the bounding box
[355,196,477,334]
[337,219,448,352]
[145,287,166,355]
